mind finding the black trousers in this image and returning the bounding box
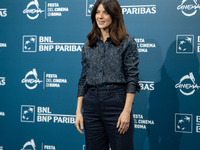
[83,86,134,150]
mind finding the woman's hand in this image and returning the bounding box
[117,110,131,134]
[116,93,135,134]
[75,96,84,134]
[75,112,84,134]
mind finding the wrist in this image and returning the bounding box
[123,108,132,114]
[76,110,82,114]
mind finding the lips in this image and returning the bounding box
[98,20,105,25]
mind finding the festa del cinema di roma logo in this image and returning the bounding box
[23,0,69,20]
[21,139,56,150]
[23,0,44,20]
[177,0,200,17]
[21,68,67,90]
[21,139,36,150]
[21,68,43,90]
[175,72,200,96]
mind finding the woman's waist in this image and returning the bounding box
[86,83,126,93]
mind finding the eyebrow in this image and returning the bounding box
[96,9,107,12]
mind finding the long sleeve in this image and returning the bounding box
[123,38,140,93]
[77,45,87,97]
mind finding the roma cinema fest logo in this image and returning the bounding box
[21,68,67,90]
[21,139,56,150]
[175,72,200,96]
[21,139,36,150]
[177,0,200,17]
[23,0,69,19]
[23,0,44,20]
[21,68,43,90]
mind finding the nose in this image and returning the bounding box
[98,12,103,18]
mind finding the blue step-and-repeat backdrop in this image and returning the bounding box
[0,0,200,150]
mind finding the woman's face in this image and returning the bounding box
[95,4,112,31]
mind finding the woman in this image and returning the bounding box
[75,0,140,150]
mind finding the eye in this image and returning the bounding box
[96,10,100,14]
[104,11,108,15]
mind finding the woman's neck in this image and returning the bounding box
[100,29,110,43]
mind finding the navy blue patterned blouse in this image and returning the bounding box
[77,36,140,97]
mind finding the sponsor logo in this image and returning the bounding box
[21,105,35,123]
[22,35,84,52]
[175,72,200,96]
[135,38,156,53]
[177,0,200,17]
[45,73,67,88]
[21,139,36,150]
[0,77,6,86]
[39,36,83,52]
[21,105,75,124]
[175,114,200,134]
[21,69,43,90]
[0,146,3,150]
[0,43,7,48]
[21,139,56,150]
[86,0,96,16]
[47,3,69,17]
[139,81,155,91]
[133,114,155,130]
[21,68,67,90]
[86,0,156,16]
[0,8,7,17]
[23,0,69,20]
[23,35,37,52]
[121,5,156,15]
[175,113,193,133]
[0,112,5,117]
[176,35,194,54]
[23,0,44,20]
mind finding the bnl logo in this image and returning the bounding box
[175,113,193,133]
[86,0,96,16]
[176,35,194,54]
[22,35,37,52]
[21,105,35,123]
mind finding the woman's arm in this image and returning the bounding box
[75,45,87,134]
[77,45,87,97]
[117,93,135,134]
[75,96,84,134]
[123,37,140,94]
[117,37,140,134]
[123,93,135,113]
